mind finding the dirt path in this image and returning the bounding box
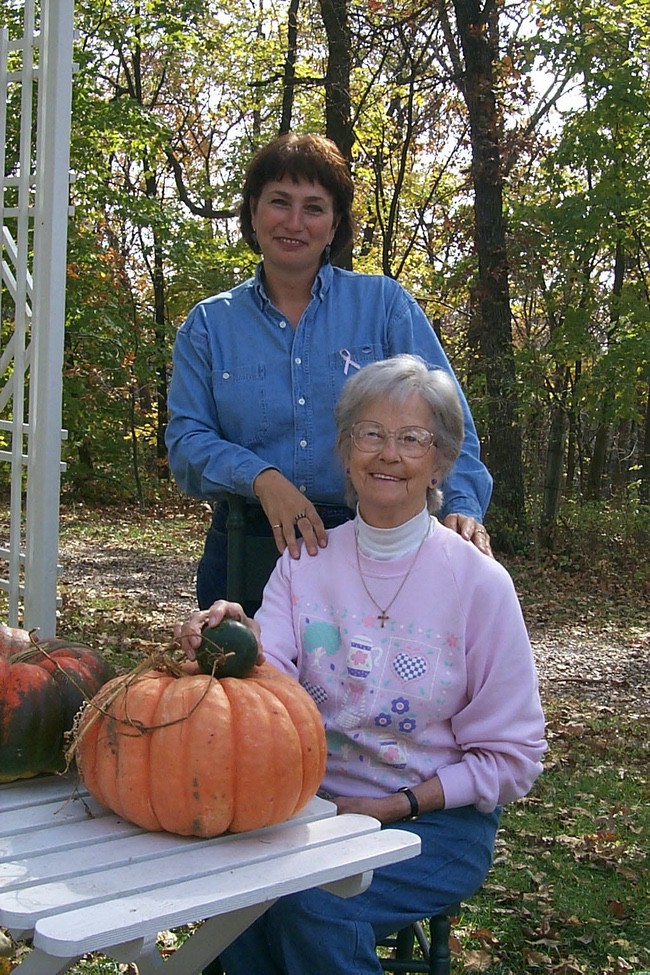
[57,532,649,713]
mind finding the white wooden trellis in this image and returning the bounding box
[0,0,74,634]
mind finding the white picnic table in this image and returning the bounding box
[0,775,420,974]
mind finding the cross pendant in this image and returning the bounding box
[377,610,389,628]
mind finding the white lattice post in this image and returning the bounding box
[23,0,74,633]
[0,3,35,626]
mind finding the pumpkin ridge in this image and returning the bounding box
[248,666,327,808]
[150,676,235,837]
[116,672,168,831]
[221,678,302,832]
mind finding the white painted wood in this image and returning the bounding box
[23,0,74,633]
[34,830,418,958]
[0,0,73,631]
[0,814,404,926]
[107,935,165,971]
[0,777,421,975]
[0,946,73,975]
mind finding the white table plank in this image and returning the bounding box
[0,787,334,856]
[0,795,335,886]
[0,806,361,895]
[34,828,420,957]
[0,813,143,862]
[0,776,77,809]
[0,812,388,926]
[0,792,109,840]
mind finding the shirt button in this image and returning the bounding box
[222,372,230,380]
[279,321,287,329]
[294,357,302,365]
[298,397,305,405]
[300,440,307,448]
[299,485,307,493]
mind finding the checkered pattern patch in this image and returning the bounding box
[392,652,428,682]
[304,681,328,705]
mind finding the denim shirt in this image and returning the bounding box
[166,262,492,520]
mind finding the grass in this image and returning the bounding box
[1,499,648,974]
[58,498,208,557]
[457,703,649,973]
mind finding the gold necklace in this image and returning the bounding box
[354,525,430,628]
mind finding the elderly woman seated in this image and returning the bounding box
[177,354,547,975]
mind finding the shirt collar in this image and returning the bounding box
[312,260,333,300]
[253,263,269,308]
[253,260,334,309]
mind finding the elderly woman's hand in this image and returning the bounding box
[333,777,444,824]
[443,514,493,557]
[173,599,263,664]
[333,794,408,825]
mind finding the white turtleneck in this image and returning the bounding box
[355,505,434,560]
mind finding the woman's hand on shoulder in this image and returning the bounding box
[443,514,493,558]
[253,469,328,559]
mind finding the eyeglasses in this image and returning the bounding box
[350,422,437,458]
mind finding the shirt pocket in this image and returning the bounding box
[327,343,385,399]
[213,363,270,449]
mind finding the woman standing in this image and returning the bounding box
[166,134,493,609]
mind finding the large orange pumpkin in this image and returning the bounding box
[75,662,327,837]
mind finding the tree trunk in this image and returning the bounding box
[279,0,300,134]
[585,237,625,500]
[611,419,632,495]
[153,232,169,480]
[586,421,610,500]
[566,359,582,496]
[541,402,567,546]
[452,0,526,547]
[641,378,650,506]
[319,0,353,269]
[144,171,169,481]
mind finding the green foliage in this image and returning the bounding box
[533,499,650,585]
[5,0,649,519]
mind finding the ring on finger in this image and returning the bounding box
[272,523,282,529]
[294,511,308,525]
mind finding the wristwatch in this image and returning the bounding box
[398,786,419,820]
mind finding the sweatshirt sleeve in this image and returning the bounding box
[435,558,547,812]
[254,551,301,679]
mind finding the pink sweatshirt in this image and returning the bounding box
[257,518,546,813]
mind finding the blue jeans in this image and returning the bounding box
[196,501,354,611]
[219,805,500,975]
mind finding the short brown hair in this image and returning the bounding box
[240,133,355,258]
